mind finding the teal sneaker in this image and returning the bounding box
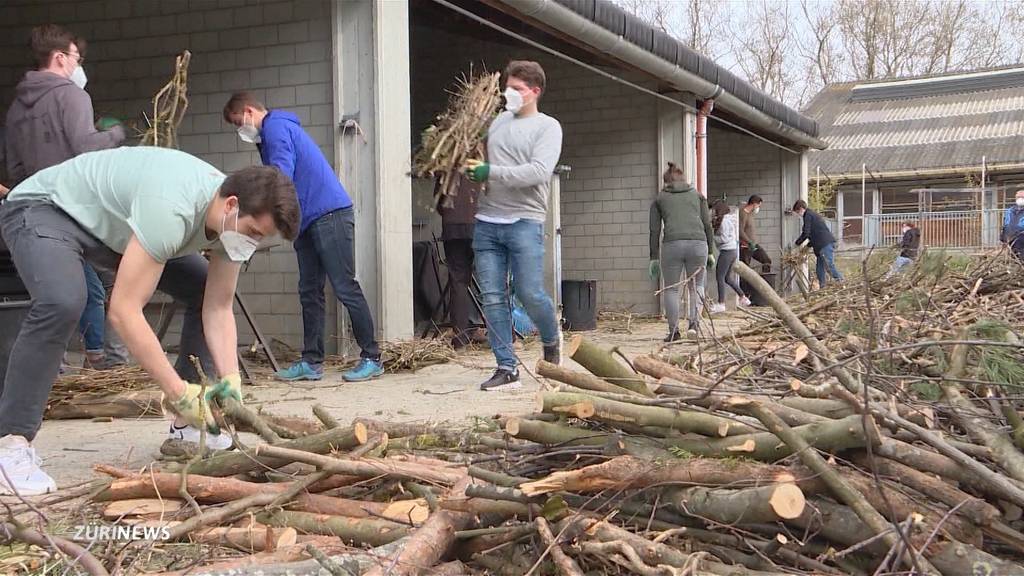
[343,358,384,382]
[276,361,323,381]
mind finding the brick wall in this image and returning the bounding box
[0,0,335,350]
[707,126,784,260]
[411,24,660,313]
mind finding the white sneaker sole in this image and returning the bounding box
[482,381,522,392]
[168,426,233,450]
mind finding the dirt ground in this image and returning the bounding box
[33,312,751,489]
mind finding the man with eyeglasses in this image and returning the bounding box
[5,24,129,372]
[5,24,124,183]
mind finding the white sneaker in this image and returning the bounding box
[0,435,56,496]
[739,296,752,307]
[709,303,727,314]
[168,425,233,450]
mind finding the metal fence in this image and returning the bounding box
[862,210,1006,248]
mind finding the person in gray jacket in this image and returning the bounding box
[649,163,717,341]
[4,24,128,369]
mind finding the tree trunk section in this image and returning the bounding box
[848,453,1000,527]
[257,510,410,547]
[539,391,757,437]
[566,335,652,397]
[253,445,464,486]
[668,414,876,461]
[363,477,473,576]
[670,483,805,524]
[632,354,716,389]
[519,455,793,496]
[537,360,643,396]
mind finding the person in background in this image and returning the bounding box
[1002,189,1024,261]
[793,199,843,288]
[223,92,384,383]
[709,200,751,313]
[462,60,563,392]
[887,221,921,276]
[0,147,300,494]
[4,23,128,370]
[739,195,772,273]
[650,162,716,341]
[437,177,486,350]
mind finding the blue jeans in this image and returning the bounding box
[473,220,559,371]
[815,243,843,287]
[78,264,105,351]
[294,207,379,364]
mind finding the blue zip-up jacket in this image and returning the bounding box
[1003,205,1024,244]
[258,110,352,235]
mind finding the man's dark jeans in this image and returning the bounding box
[0,200,213,441]
[294,207,380,365]
[443,238,475,347]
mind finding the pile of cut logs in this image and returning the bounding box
[35,251,1024,574]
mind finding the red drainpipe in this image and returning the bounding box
[695,99,714,198]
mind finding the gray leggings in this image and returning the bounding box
[715,249,746,303]
[661,239,707,331]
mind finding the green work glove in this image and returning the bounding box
[707,253,716,267]
[464,159,490,183]
[206,372,242,406]
[95,116,122,131]
[648,259,660,280]
[163,382,220,434]
[748,242,758,253]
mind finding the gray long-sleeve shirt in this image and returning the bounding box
[476,110,563,222]
[5,70,124,185]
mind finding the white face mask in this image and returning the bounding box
[902,227,910,234]
[1017,197,1024,207]
[504,87,524,114]
[69,65,87,89]
[237,113,261,144]
[753,206,760,214]
[220,210,260,262]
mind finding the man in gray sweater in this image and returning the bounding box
[464,60,563,391]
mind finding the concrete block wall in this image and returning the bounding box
[411,25,660,313]
[707,126,784,262]
[0,0,336,350]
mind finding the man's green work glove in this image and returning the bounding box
[748,242,758,253]
[464,159,490,183]
[95,117,122,131]
[707,253,716,267]
[163,382,220,434]
[206,372,242,406]
[648,259,660,280]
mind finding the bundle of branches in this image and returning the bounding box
[412,70,501,208]
[46,365,161,420]
[140,50,191,148]
[324,340,455,373]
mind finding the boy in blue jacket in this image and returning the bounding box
[223,93,382,382]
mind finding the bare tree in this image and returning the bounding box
[732,0,796,102]
[681,0,732,62]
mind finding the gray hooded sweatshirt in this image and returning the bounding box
[4,70,125,185]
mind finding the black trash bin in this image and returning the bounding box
[561,280,597,331]
[741,272,778,307]
[0,299,30,380]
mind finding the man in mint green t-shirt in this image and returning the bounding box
[0,147,299,495]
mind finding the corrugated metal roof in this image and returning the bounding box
[804,73,1024,175]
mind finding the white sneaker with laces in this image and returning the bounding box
[739,296,752,307]
[709,303,727,314]
[0,435,56,496]
[168,424,233,450]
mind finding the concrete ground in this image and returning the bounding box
[33,312,751,489]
